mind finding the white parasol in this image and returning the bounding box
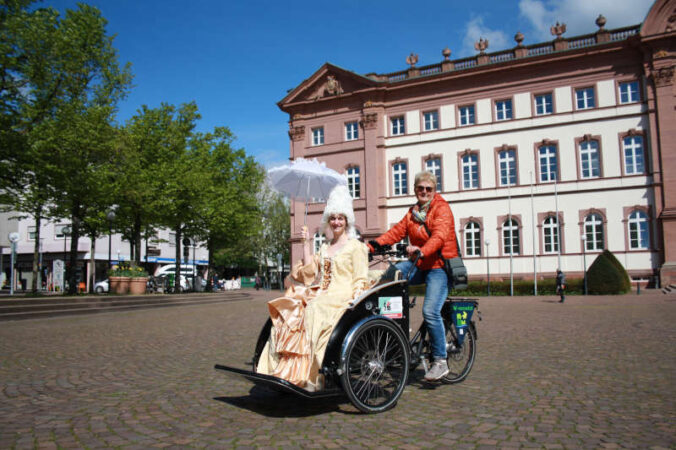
[267,157,347,224]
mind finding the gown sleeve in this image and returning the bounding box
[350,241,370,298]
[289,253,320,287]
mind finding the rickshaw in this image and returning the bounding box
[215,245,480,413]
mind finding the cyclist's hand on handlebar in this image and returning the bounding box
[367,240,382,253]
[406,245,422,259]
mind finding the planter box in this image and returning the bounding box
[109,276,130,295]
[129,277,148,295]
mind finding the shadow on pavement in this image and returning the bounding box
[214,385,343,417]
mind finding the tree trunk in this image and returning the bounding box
[89,234,96,293]
[206,236,213,291]
[31,211,42,293]
[174,227,182,294]
[133,212,142,265]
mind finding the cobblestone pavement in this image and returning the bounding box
[0,289,674,449]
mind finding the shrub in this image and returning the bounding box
[586,250,631,294]
[409,277,584,296]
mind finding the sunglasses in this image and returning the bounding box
[415,186,434,193]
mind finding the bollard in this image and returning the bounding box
[637,282,640,295]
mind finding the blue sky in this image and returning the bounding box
[45,0,653,169]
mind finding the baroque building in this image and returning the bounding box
[277,0,675,286]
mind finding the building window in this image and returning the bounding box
[495,99,512,121]
[579,139,600,179]
[575,87,595,110]
[628,210,649,249]
[464,221,481,257]
[346,166,360,199]
[619,81,639,104]
[391,116,405,136]
[425,158,442,191]
[498,149,517,186]
[345,121,359,141]
[423,111,439,131]
[623,135,644,175]
[459,105,475,126]
[392,162,408,196]
[543,216,559,254]
[462,153,479,189]
[584,213,604,251]
[28,226,36,240]
[502,218,520,255]
[312,127,324,146]
[169,232,176,246]
[538,145,558,182]
[314,233,326,253]
[535,93,553,115]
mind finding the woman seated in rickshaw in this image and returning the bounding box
[256,185,369,391]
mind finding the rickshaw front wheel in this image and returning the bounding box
[340,318,409,413]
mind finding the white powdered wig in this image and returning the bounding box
[321,185,356,238]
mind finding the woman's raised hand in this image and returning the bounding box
[301,226,310,244]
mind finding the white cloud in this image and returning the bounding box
[462,16,510,56]
[519,0,653,42]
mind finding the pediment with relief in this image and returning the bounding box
[279,63,377,106]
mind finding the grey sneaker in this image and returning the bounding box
[424,359,449,381]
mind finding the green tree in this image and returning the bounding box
[587,250,631,295]
[255,184,290,282]
[0,1,131,293]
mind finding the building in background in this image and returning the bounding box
[278,0,675,286]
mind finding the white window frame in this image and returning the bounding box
[619,81,639,104]
[312,127,324,146]
[314,233,326,254]
[535,93,553,115]
[345,121,359,141]
[391,116,405,136]
[462,154,479,189]
[580,140,600,179]
[502,219,520,255]
[495,99,512,121]
[346,166,360,199]
[584,214,604,251]
[498,150,517,186]
[55,224,71,240]
[392,162,408,196]
[575,87,595,110]
[423,111,439,131]
[628,210,649,250]
[538,145,557,182]
[464,222,481,257]
[425,158,442,191]
[28,226,37,241]
[623,136,644,175]
[543,216,559,254]
[459,105,475,126]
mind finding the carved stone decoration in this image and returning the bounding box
[474,37,489,54]
[582,133,593,142]
[360,113,378,130]
[595,14,606,30]
[288,125,305,141]
[313,75,343,100]
[363,100,373,108]
[550,22,567,39]
[653,66,675,87]
[514,31,524,47]
[442,47,451,60]
[406,53,419,67]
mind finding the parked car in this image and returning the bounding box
[94,279,109,293]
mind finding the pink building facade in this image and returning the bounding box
[278,0,675,286]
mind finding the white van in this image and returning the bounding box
[154,264,197,277]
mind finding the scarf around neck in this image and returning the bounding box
[411,199,432,223]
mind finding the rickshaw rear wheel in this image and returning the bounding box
[441,321,476,384]
[340,319,409,413]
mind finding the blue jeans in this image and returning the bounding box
[396,260,448,359]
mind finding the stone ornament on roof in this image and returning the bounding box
[442,47,451,60]
[551,22,567,39]
[406,53,419,67]
[595,15,607,31]
[313,75,343,100]
[474,37,489,54]
[514,32,525,47]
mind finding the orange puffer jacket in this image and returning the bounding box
[376,193,458,271]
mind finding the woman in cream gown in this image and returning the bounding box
[257,185,369,391]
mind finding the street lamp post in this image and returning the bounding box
[62,225,71,292]
[107,209,116,272]
[485,239,491,296]
[581,234,588,295]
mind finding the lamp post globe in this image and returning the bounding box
[581,234,588,295]
[106,209,116,270]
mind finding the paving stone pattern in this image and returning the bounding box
[0,290,674,449]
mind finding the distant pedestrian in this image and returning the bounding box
[556,269,566,303]
[255,275,262,291]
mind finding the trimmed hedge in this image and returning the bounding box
[409,277,585,297]
[587,249,631,295]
